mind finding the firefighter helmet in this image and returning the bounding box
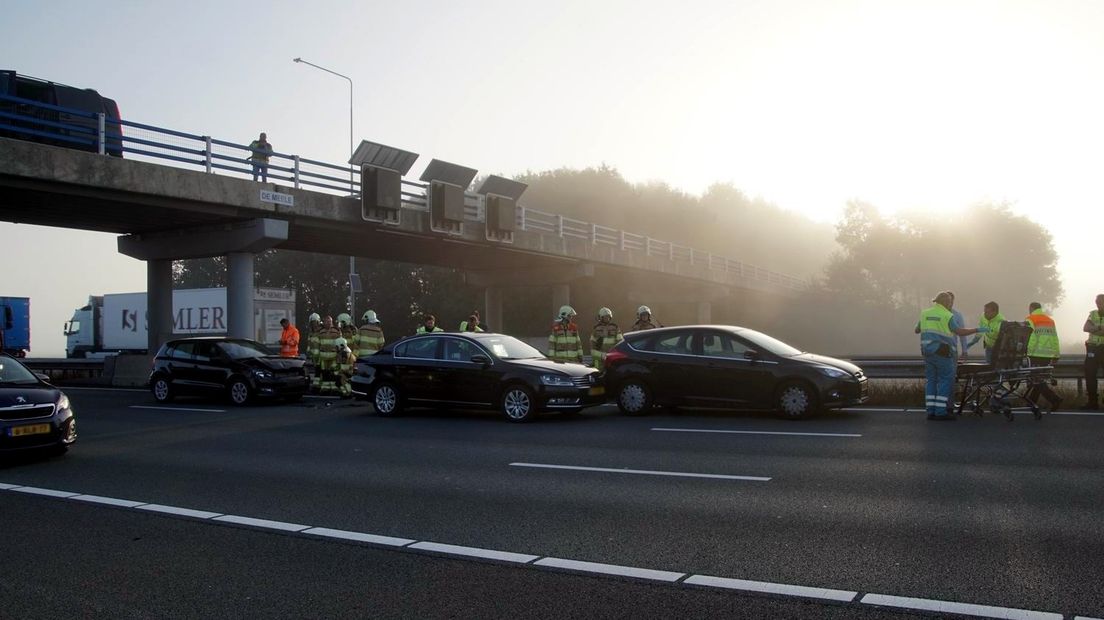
[308,312,321,323]
[337,313,352,327]
[558,305,577,319]
[598,307,613,320]
[362,310,379,323]
[636,305,652,318]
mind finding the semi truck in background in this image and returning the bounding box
[64,287,296,358]
[1,296,31,357]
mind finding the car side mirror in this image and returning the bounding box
[743,350,761,362]
[34,372,51,382]
[470,354,491,366]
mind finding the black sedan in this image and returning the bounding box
[0,353,76,455]
[351,332,604,422]
[604,325,868,419]
[149,337,309,406]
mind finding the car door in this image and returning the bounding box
[436,337,498,407]
[634,329,696,405]
[392,336,442,403]
[192,341,231,393]
[695,330,776,407]
[165,342,200,391]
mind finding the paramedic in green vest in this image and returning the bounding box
[1024,302,1062,412]
[918,291,985,421]
[966,301,1004,364]
[1081,294,1104,410]
[416,313,443,335]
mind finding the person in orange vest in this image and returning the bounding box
[278,318,300,358]
[1024,302,1062,412]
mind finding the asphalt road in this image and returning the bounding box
[2,388,1102,619]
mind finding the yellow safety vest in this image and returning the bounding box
[978,313,1004,349]
[357,324,385,357]
[590,322,623,369]
[919,304,954,356]
[1026,309,1059,358]
[1088,310,1104,346]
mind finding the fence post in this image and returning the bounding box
[204,137,213,173]
[557,215,564,237]
[668,243,674,262]
[519,206,527,231]
[96,113,106,155]
[293,155,301,189]
[620,230,626,251]
[591,223,597,245]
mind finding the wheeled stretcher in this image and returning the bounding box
[954,321,1054,421]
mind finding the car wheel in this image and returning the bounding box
[500,385,536,422]
[151,377,173,403]
[372,382,402,416]
[227,378,252,406]
[777,381,817,419]
[617,380,652,416]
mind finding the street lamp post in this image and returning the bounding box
[293,57,358,320]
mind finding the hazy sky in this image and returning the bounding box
[2,0,1102,355]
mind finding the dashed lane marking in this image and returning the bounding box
[652,427,861,438]
[859,593,1062,620]
[684,575,857,602]
[129,405,226,413]
[509,462,771,482]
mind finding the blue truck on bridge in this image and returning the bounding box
[0,296,30,357]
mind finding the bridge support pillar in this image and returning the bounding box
[227,252,255,340]
[147,259,173,354]
[696,301,712,324]
[485,286,504,335]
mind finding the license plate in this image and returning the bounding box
[9,424,51,437]
[588,386,605,396]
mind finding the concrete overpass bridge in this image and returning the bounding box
[0,101,807,351]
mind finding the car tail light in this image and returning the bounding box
[604,349,628,366]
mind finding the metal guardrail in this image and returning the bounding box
[847,355,1088,380]
[0,93,809,292]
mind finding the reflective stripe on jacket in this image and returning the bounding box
[357,324,385,357]
[919,304,954,356]
[548,321,582,363]
[279,325,300,358]
[978,313,1004,349]
[1088,310,1104,346]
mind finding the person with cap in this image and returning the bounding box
[917,291,985,421]
[548,306,582,363]
[416,313,443,334]
[629,305,661,332]
[278,317,300,359]
[357,310,385,358]
[590,307,623,372]
[1080,293,1104,410]
[1024,301,1062,413]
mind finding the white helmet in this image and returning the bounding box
[308,312,321,323]
[362,309,379,324]
[335,337,349,351]
[337,313,352,327]
[598,307,613,320]
[558,305,577,320]
[637,305,652,318]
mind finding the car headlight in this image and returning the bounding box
[56,394,71,411]
[251,369,274,379]
[540,374,575,387]
[816,366,850,379]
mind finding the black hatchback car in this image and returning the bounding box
[351,332,604,422]
[604,325,868,419]
[149,337,309,406]
[0,353,76,455]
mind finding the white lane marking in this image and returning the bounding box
[860,593,1063,620]
[653,427,862,438]
[410,541,539,564]
[1047,411,1104,417]
[70,494,146,508]
[302,527,415,547]
[510,462,770,482]
[10,486,79,498]
[534,557,684,582]
[213,515,311,532]
[0,482,20,490]
[1074,616,1104,619]
[136,504,222,519]
[685,575,857,602]
[130,405,226,413]
[841,407,922,413]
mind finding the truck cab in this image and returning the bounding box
[64,296,102,358]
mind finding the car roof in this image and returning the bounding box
[622,325,748,338]
[165,336,260,344]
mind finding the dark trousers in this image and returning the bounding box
[1087,344,1104,403]
[251,161,268,182]
[1025,356,1061,408]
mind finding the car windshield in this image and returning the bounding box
[736,329,803,357]
[0,358,40,385]
[217,340,274,360]
[480,335,545,360]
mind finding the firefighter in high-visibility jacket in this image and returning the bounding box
[357,310,385,358]
[337,312,358,357]
[306,313,322,392]
[334,337,356,398]
[1025,302,1062,412]
[629,305,661,332]
[316,315,342,395]
[590,307,622,372]
[548,306,583,363]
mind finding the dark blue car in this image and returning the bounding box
[0,353,76,456]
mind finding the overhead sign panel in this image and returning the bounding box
[476,175,528,201]
[419,159,478,190]
[349,140,419,176]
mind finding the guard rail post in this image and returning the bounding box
[204,137,213,173]
[293,155,301,189]
[96,113,106,155]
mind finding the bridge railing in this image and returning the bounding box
[1,93,810,292]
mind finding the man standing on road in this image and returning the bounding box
[590,307,623,372]
[548,306,582,363]
[918,291,985,421]
[248,132,273,182]
[278,318,300,358]
[967,301,1004,364]
[629,305,662,332]
[317,315,342,395]
[1024,301,1062,412]
[357,310,385,358]
[1080,294,1104,410]
[306,313,322,392]
[416,314,443,335]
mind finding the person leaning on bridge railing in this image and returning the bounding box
[1079,293,1104,410]
[248,131,273,183]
